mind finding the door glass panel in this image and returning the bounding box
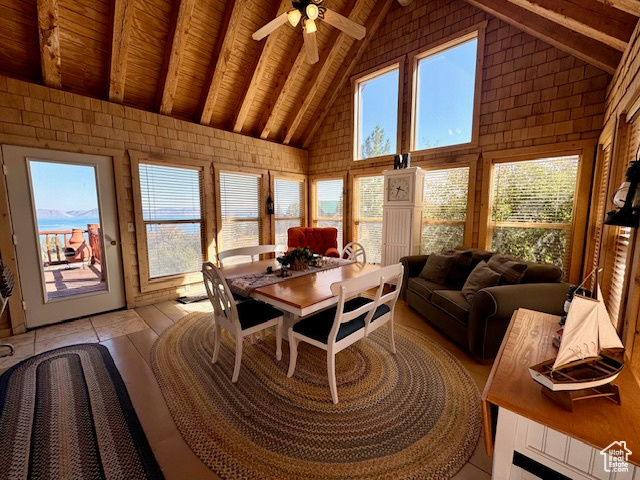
[29,161,107,301]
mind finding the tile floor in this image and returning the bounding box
[0,299,493,480]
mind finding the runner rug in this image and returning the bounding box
[0,343,164,480]
[151,312,482,480]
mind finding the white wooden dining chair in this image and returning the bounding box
[341,241,366,263]
[202,262,283,383]
[217,244,286,267]
[287,263,404,403]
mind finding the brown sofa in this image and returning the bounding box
[399,250,569,362]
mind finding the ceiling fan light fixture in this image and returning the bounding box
[304,18,317,33]
[306,4,320,21]
[287,9,302,27]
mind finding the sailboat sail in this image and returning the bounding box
[596,285,624,350]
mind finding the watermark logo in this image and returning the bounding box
[600,441,631,473]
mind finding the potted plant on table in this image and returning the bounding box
[277,247,315,272]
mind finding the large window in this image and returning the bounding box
[314,178,344,249]
[412,32,479,151]
[138,162,205,279]
[355,175,384,263]
[354,64,400,160]
[421,167,470,254]
[487,156,579,271]
[274,177,304,246]
[219,172,262,254]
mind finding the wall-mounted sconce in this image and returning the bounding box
[266,194,275,215]
[604,154,640,228]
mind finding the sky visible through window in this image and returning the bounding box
[415,37,477,150]
[358,68,399,159]
[30,161,99,211]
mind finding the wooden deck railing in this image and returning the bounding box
[39,224,102,265]
[87,224,102,265]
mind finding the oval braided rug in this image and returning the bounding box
[151,311,482,480]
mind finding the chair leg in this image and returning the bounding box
[212,324,222,364]
[327,351,338,404]
[232,335,243,383]
[287,331,299,378]
[275,321,282,361]
[250,333,256,345]
[388,318,397,354]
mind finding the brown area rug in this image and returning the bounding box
[151,311,481,480]
[0,344,164,480]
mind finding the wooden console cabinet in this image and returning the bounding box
[482,309,640,479]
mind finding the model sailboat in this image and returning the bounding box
[529,272,625,395]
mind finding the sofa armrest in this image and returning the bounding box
[468,282,569,361]
[399,255,430,301]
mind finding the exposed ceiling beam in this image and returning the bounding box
[397,0,414,5]
[283,0,368,145]
[466,0,621,74]
[199,0,248,126]
[599,0,640,17]
[301,0,395,149]
[158,0,196,115]
[36,0,62,89]
[505,0,627,51]
[232,0,290,134]
[109,0,135,102]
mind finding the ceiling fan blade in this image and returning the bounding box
[303,29,319,64]
[323,9,366,40]
[252,11,289,41]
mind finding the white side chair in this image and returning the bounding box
[218,244,286,267]
[202,262,283,383]
[287,263,404,403]
[341,242,366,263]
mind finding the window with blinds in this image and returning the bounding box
[219,172,261,257]
[138,163,204,279]
[421,167,469,254]
[315,179,344,249]
[274,178,304,246]
[488,156,579,272]
[591,145,612,276]
[355,176,384,263]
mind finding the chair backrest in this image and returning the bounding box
[218,244,285,267]
[342,242,366,263]
[327,263,404,341]
[287,227,338,255]
[202,262,240,329]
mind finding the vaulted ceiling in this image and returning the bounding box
[0,0,637,149]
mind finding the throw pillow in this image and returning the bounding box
[487,254,528,284]
[461,261,501,303]
[441,248,473,287]
[419,254,455,284]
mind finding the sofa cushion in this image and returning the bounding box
[419,253,455,284]
[431,290,471,325]
[461,261,501,303]
[407,277,451,303]
[440,249,473,287]
[487,254,528,284]
[521,262,564,283]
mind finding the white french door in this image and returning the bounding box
[2,145,125,328]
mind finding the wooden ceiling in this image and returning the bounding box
[0,0,637,149]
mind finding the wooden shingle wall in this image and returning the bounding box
[307,0,609,248]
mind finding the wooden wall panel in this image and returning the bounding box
[0,0,40,82]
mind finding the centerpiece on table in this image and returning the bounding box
[277,247,316,273]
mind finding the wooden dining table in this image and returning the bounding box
[219,259,380,318]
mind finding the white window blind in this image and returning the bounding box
[607,226,630,327]
[219,172,261,259]
[274,178,304,246]
[421,167,469,254]
[356,176,384,263]
[315,179,344,249]
[489,156,579,272]
[138,163,204,279]
[592,145,612,277]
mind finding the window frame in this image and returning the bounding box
[130,151,216,293]
[408,23,486,156]
[352,57,405,163]
[351,169,386,264]
[270,172,307,246]
[420,158,477,252]
[479,141,596,284]
[311,173,347,250]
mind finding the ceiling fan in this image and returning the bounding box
[252,0,367,64]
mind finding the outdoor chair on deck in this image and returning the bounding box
[202,262,283,383]
[287,263,404,403]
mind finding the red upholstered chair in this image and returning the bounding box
[287,227,341,257]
